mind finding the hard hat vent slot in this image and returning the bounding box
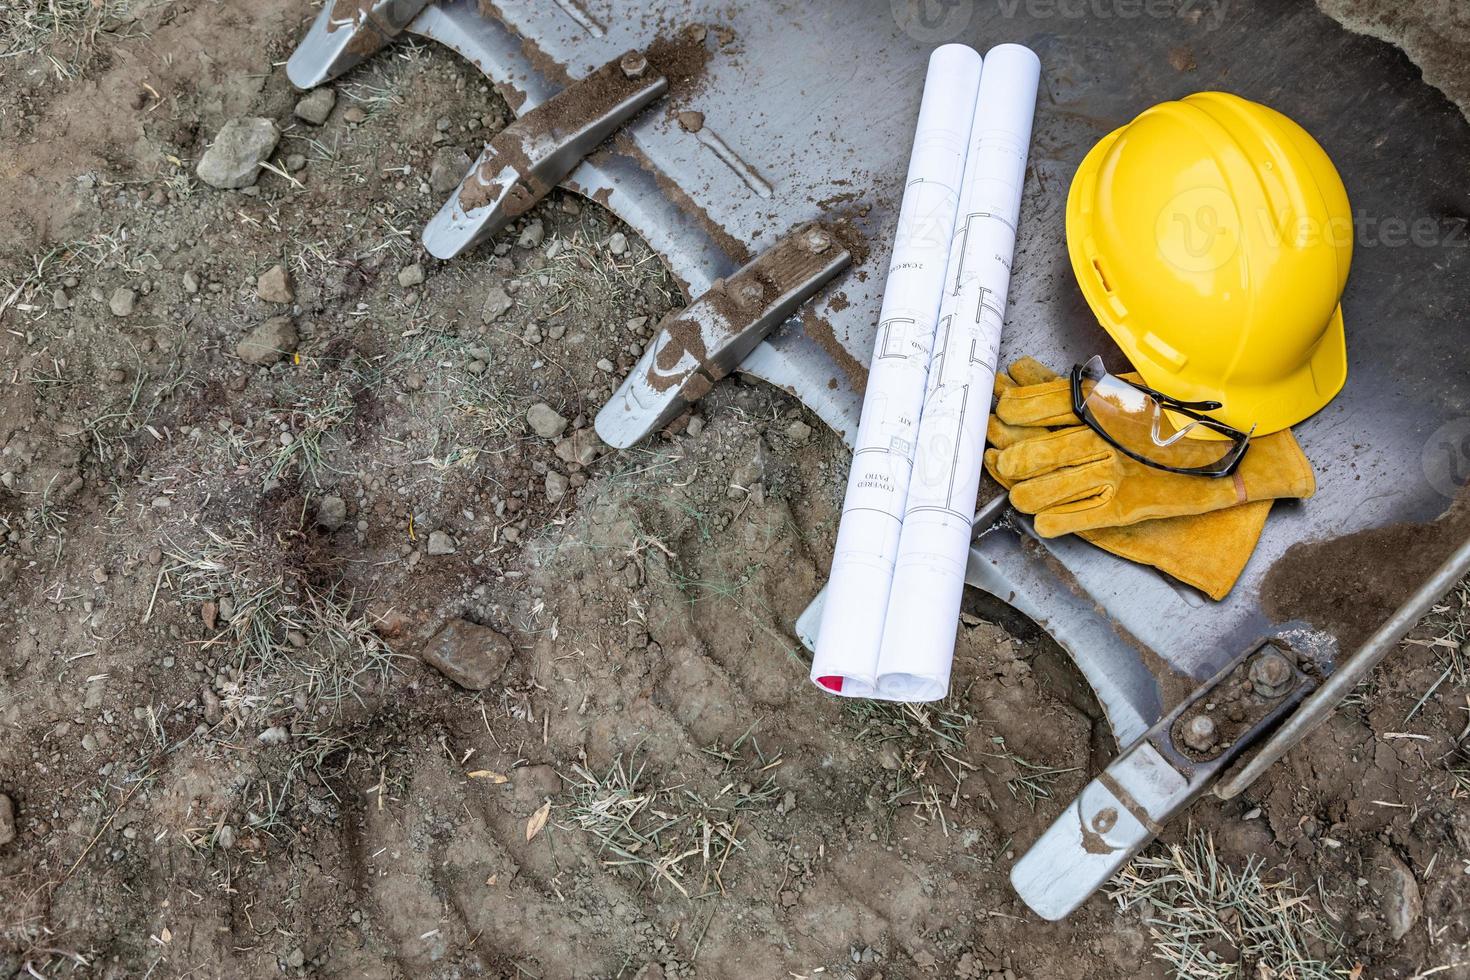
[1092,259,1113,293]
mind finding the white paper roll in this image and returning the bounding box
[874,44,1041,702]
[810,44,984,697]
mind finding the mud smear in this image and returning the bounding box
[646,26,716,102]
[1262,484,1470,647]
[800,310,868,395]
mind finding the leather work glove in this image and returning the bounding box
[984,358,1294,601]
[986,363,1315,539]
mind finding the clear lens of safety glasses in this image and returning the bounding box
[1071,356,1253,478]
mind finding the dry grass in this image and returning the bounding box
[0,0,139,66]
[1109,828,1346,980]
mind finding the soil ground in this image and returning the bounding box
[2,2,1469,979]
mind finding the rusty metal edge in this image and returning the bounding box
[1214,533,1470,799]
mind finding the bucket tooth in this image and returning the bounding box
[287,0,433,90]
[422,50,668,259]
[596,224,851,449]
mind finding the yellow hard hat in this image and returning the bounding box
[1066,92,1352,436]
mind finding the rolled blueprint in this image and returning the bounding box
[875,44,1041,702]
[810,44,984,697]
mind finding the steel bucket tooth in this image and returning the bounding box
[286,0,432,90]
[423,50,668,259]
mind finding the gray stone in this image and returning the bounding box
[545,470,569,503]
[316,495,347,531]
[518,218,545,249]
[608,232,628,256]
[397,263,425,288]
[481,285,513,323]
[256,264,293,304]
[554,430,604,467]
[420,619,514,690]
[786,420,812,446]
[293,87,336,126]
[236,316,298,366]
[0,792,14,846]
[526,403,568,439]
[426,530,457,555]
[197,117,280,190]
[182,270,200,294]
[430,146,473,195]
[109,287,136,317]
[1368,845,1423,941]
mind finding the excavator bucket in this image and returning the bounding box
[285,0,1470,918]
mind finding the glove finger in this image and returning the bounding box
[1032,484,1121,537]
[1008,458,1115,516]
[991,426,1111,481]
[987,414,1048,451]
[1006,357,1061,386]
[983,447,1012,489]
[996,377,1077,428]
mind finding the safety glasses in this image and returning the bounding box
[1070,356,1253,478]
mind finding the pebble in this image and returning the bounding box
[236,316,298,366]
[182,270,200,294]
[285,153,307,173]
[545,470,569,503]
[554,430,604,467]
[518,219,545,249]
[197,117,280,190]
[686,416,705,438]
[608,232,628,256]
[258,726,289,745]
[293,87,337,126]
[482,285,513,323]
[526,403,568,439]
[256,264,293,304]
[786,420,812,446]
[420,619,514,689]
[596,358,615,373]
[429,146,473,195]
[109,287,136,317]
[343,105,367,124]
[316,495,347,531]
[677,111,705,133]
[426,530,457,555]
[0,792,15,846]
[51,288,70,310]
[397,263,425,288]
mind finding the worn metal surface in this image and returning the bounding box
[289,0,1470,915]
[286,0,432,90]
[598,224,851,447]
[423,49,669,259]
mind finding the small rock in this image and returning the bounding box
[554,430,604,467]
[518,219,545,249]
[182,270,200,294]
[596,358,615,373]
[608,232,628,256]
[51,288,71,310]
[526,403,568,439]
[686,416,705,438]
[256,264,293,304]
[316,495,347,531]
[545,470,569,503]
[258,726,289,745]
[1369,846,1423,941]
[236,316,298,366]
[294,87,337,125]
[677,110,705,133]
[397,263,425,288]
[108,287,136,317]
[197,117,280,190]
[481,285,513,323]
[786,420,812,446]
[366,600,410,638]
[286,947,305,969]
[780,889,798,908]
[343,105,367,124]
[216,824,235,849]
[284,153,307,173]
[420,619,514,690]
[0,793,15,846]
[429,146,473,195]
[426,530,457,555]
